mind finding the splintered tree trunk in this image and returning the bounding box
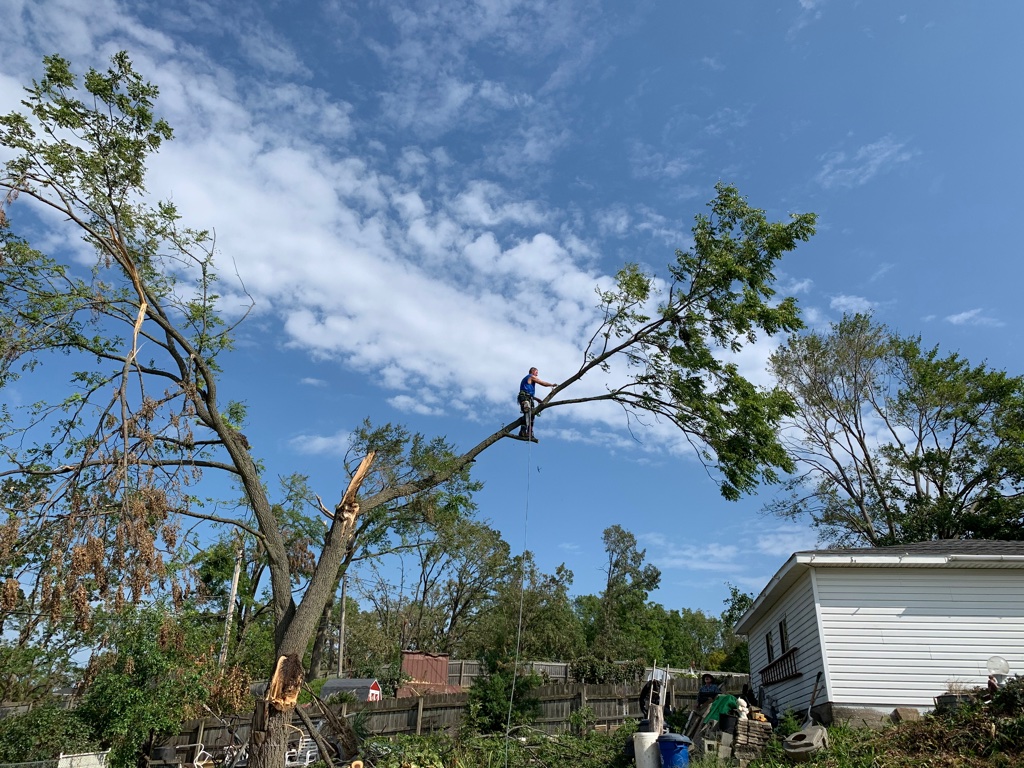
[248,454,377,768]
[249,654,305,768]
[249,703,291,768]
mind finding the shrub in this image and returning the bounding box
[569,656,645,684]
[0,705,95,762]
[465,658,542,734]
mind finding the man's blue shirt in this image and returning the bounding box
[520,374,535,397]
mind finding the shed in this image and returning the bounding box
[319,678,382,702]
[734,540,1024,726]
[398,650,461,697]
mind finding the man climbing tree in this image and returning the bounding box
[517,367,557,442]
[0,53,815,768]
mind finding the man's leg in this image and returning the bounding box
[519,397,531,437]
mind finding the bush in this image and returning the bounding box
[569,656,645,684]
[365,731,635,768]
[465,659,542,734]
[0,705,95,762]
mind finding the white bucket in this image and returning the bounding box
[633,731,661,768]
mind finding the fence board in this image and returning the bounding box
[165,673,749,752]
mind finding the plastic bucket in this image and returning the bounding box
[633,731,661,768]
[658,733,691,767]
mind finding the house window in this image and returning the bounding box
[765,629,775,663]
[778,617,790,653]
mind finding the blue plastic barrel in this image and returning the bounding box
[658,733,691,767]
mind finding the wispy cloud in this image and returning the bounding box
[816,136,915,188]
[782,277,814,294]
[704,106,751,137]
[869,262,895,282]
[789,0,827,38]
[289,430,352,456]
[300,377,328,387]
[830,294,876,314]
[945,308,1005,327]
[629,142,695,180]
[754,525,820,557]
[388,393,444,416]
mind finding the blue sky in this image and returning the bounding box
[2,1,1023,617]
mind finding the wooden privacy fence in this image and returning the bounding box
[447,661,731,688]
[165,673,748,751]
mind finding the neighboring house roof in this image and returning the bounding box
[735,539,1024,634]
[321,678,381,701]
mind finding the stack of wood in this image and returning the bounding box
[732,718,773,766]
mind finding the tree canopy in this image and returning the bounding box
[769,313,1024,546]
[1,52,815,766]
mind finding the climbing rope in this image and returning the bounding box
[503,436,533,765]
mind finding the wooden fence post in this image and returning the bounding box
[416,697,425,735]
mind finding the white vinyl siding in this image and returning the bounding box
[815,567,1024,708]
[746,570,824,716]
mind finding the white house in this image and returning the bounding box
[734,540,1024,725]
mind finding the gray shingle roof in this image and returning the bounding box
[799,539,1024,557]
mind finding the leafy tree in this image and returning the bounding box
[465,554,585,662]
[769,313,1024,546]
[719,583,753,672]
[616,602,729,670]
[0,705,95,762]
[75,606,248,768]
[0,54,814,767]
[587,526,661,660]
[349,515,512,658]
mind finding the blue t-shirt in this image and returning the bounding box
[520,374,535,397]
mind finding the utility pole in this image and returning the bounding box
[218,535,243,667]
[336,572,348,677]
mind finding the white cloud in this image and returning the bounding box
[629,142,694,180]
[816,136,915,189]
[289,429,352,456]
[704,106,750,137]
[388,393,444,416]
[782,278,813,294]
[829,294,876,314]
[869,262,895,282]
[300,378,328,387]
[754,525,820,557]
[945,308,1005,328]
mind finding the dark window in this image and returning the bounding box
[778,617,790,653]
[765,629,775,663]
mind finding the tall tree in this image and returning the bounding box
[588,525,661,660]
[0,54,814,767]
[769,313,1024,545]
[719,583,753,672]
[466,555,585,662]
[350,515,512,658]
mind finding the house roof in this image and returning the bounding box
[808,539,1024,557]
[734,539,1024,634]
